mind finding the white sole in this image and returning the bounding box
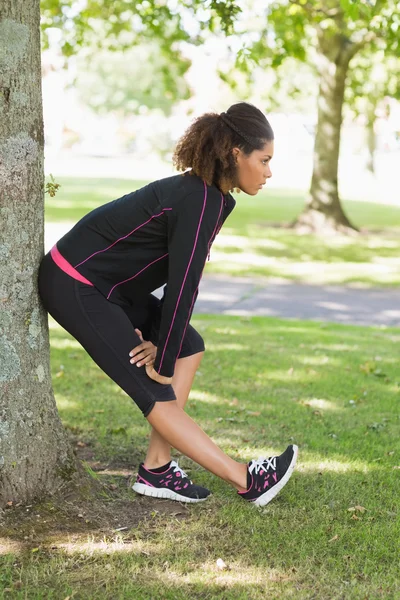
[253,445,299,507]
[132,482,209,503]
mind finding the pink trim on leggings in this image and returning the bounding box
[51,245,94,286]
[74,208,173,268]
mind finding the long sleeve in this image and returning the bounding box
[153,183,224,378]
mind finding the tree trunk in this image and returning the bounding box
[366,104,377,174]
[293,29,358,234]
[0,0,77,507]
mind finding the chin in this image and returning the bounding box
[238,187,258,196]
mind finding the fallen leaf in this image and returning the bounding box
[76,441,86,447]
[329,535,339,542]
[393,466,400,470]
[387,451,395,456]
[354,505,367,513]
[6,501,13,506]
[288,367,294,375]
[351,514,360,520]
[31,547,40,553]
[347,507,356,512]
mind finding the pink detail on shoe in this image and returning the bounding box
[137,475,155,487]
[176,472,181,477]
[183,483,189,489]
[272,472,278,483]
[237,472,253,496]
[175,486,182,491]
[166,474,173,479]
[263,479,269,489]
[142,463,172,476]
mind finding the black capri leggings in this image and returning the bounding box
[38,252,205,417]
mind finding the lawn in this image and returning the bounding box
[45,176,400,287]
[2,315,399,599]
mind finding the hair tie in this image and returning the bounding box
[219,112,255,147]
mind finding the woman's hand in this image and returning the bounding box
[129,329,157,368]
[145,364,173,385]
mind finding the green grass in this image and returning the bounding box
[2,315,400,598]
[45,177,400,287]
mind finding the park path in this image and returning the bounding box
[45,223,400,328]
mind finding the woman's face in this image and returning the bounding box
[233,141,274,196]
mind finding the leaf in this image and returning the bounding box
[329,535,339,542]
[76,441,86,447]
[31,547,40,553]
[354,505,367,513]
[351,514,361,520]
[347,507,356,512]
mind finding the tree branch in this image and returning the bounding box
[288,0,341,18]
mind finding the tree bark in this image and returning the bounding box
[0,0,76,506]
[293,29,358,234]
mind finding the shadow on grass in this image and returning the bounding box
[2,315,399,598]
[1,466,398,599]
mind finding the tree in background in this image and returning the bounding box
[235,0,400,232]
[346,51,400,174]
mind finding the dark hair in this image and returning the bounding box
[173,102,274,192]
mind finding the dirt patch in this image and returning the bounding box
[1,442,191,553]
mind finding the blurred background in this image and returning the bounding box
[42,31,400,203]
[41,0,400,288]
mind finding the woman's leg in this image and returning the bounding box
[146,400,248,491]
[39,260,247,491]
[144,351,203,470]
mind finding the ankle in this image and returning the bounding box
[143,458,172,471]
[227,463,248,492]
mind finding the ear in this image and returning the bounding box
[232,147,241,163]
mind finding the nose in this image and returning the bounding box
[265,164,272,179]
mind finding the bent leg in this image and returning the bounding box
[144,351,203,469]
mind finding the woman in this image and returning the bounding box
[39,102,298,507]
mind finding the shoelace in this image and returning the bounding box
[249,456,277,476]
[170,461,192,483]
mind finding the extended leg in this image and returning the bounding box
[146,399,248,491]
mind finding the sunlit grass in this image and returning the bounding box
[45,177,400,286]
[2,315,399,598]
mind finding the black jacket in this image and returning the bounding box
[57,173,236,377]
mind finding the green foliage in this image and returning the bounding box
[44,174,61,197]
[74,45,190,116]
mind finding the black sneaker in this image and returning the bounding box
[132,460,211,503]
[238,445,298,507]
